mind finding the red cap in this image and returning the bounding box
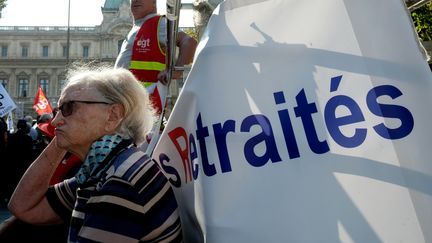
[37,121,55,138]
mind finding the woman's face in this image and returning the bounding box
[51,84,112,159]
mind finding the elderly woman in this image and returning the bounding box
[8,67,182,242]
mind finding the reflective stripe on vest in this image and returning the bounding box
[129,15,166,83]
[129,60,166,71]
[142,82,157,90]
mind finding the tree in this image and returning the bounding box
[183,28,198,41]
[0,0,6,18]
[411,2,432,41]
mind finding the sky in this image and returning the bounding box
[0,0,194,27]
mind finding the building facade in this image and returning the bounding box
[0,0,193,119]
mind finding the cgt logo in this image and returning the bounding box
[137,38,151,48]
[33,97,50,111]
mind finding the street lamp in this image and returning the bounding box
[66,0,71,65]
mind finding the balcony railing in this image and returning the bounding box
[0,26,96,32]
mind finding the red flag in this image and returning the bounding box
[33,87,53,115]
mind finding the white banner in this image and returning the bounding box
[0,84,17,117]
[153,0,432,242]
[6,112,14,133]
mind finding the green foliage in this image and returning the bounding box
[0,0,6,18]
[183,28,199,41]
[411,2,432,41]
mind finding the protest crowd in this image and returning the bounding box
[0,0,196,241]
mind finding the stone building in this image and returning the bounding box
[0,0,193,118]
[0,0,133,118]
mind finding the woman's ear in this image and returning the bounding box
[105,104,125,132]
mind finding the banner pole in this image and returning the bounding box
[166,0,182,87]
[407,0,431,12]
[143,0,182,156]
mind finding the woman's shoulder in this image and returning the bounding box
[105,147,154,182]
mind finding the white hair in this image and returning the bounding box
[63,66,156,145]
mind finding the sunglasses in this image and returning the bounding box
[58,100,111,117]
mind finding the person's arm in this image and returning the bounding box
[8,137,66,225]
[175,31,197,67]
[158,31,197,84]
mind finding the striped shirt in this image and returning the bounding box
[46,147,182,243]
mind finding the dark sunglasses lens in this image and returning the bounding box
[61,102,73,117]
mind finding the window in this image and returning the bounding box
[83,45,89,58]
[118,40,124,54]
[62,45,68,57]
[1,45,7,57]
[0,79,7,89]
[40,79,49,94]
[0,72,8,90]
[18,79,29,97]
[42,45,49,57]
[59,78,66,90]
[21,46,29,57]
